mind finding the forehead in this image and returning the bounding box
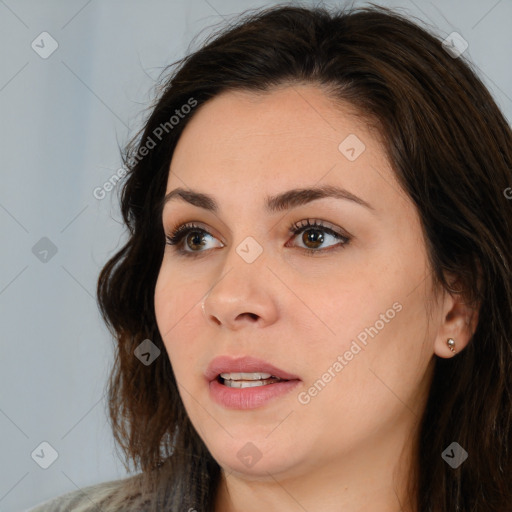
[165,84,408,214]
[173,85,368,152]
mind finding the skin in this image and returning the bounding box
[154,84,478,512]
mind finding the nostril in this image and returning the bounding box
[238,312,258,321]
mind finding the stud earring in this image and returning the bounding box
[447,338,456,353]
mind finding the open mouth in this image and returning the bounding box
[208,367,301,409]
[217,372,289,388]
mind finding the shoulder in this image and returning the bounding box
[27,475,149,512]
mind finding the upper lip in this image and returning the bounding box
[205,355,301,382]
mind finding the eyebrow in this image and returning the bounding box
[160,184,375,215]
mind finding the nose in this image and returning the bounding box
[201,249,279,330]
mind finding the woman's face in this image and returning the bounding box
[154,84,442,481]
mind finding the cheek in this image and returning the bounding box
[306,241,431,388]
[154,267,205,367]
[154,270,174,335]
[154,265,198,330]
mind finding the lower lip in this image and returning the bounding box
[209,377,301,409]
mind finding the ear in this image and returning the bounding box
[433,271,480,359]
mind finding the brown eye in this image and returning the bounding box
[185,230,208,251]
[165,223,223,257]
[288,219,350,254]
[165,219,350,258]
[300,228,325,249]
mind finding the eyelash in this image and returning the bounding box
[164,219,351,258]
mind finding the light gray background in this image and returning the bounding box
[0,0,510,511]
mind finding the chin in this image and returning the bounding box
[208,436,304,478]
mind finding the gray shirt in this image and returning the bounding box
[25,477,153,512]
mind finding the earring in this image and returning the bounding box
[447,338,456,353]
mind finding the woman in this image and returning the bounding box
[29,3,512,511]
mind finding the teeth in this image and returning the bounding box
[220,372,274,380]
[223,378,282,388]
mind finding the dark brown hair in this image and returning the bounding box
[96,3,512,511]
